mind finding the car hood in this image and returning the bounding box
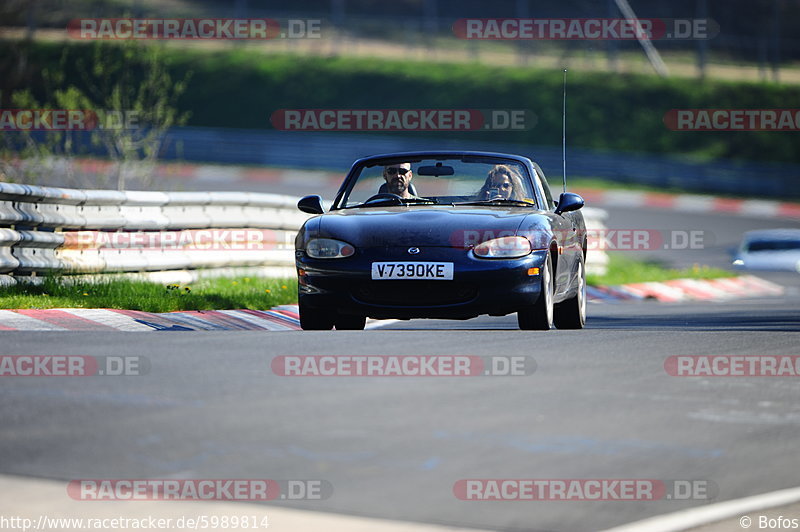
[734,251,800,272]
[318,205,543,248]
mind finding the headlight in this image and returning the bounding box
[473,236,532,259]
[306,238,355,259]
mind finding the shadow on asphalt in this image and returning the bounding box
[369,298,800,332]
[587,306,800,332]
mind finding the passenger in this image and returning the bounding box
[478,165,526,201]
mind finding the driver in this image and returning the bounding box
[382,163,420,199]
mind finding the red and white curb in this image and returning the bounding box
[578,188,800,220]
[587,275,785,303]
[72,159,800,221]
[0,307,301,331]
[0,276,785,330]
[0,305,398,331]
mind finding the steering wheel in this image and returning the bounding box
[363,193,404,205]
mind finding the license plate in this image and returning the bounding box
[371,262,454,280]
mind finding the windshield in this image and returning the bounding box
[746,239,800,252]
[338,156,538,209]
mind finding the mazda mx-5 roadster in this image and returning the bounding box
[295,151,587,330]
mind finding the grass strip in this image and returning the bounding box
[7,39,800,166]
[0,276,297,312]
[587,253,733,286]
[0,256,733,311]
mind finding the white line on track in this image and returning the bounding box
[59,309,155,331]
[219,310,297,331]
[604,486,800,532]
[365,319,402,330]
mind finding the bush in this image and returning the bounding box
[3,40,800,164]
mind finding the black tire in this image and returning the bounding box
[517,253,554,331]
[554,259,586,330]
[299,302,335,330]
[335,314,366,330]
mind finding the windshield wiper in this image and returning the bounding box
[455,199,536,207]
[344,198,437,209]
[401,198,437,204]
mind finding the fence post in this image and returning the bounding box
[696,0,708,79]
[607,0,619,72]
[770,0,781,82]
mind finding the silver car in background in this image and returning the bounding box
[733,229,800,272]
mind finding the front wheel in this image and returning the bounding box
[335,314,366,330]
[517,253,554,331]
[554,259,586,329]
[299,301,334,330]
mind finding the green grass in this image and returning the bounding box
[8,40,800,167]
[0,276,297,312]
[587,254,734,286]
[0,258,734,311]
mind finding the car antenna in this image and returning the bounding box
[562,68,568,194]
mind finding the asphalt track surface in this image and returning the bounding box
[1,174,799,531]
[1,296,799,531]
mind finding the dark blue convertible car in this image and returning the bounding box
[295,151,586,330]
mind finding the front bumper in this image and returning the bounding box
[296,247,548,320]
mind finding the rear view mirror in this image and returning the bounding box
[417,165,455,176]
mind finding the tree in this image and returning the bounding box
[1,40,191,190]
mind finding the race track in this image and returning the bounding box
[1,177,798,531]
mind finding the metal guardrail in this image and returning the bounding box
[0,182,308,284]
[0,181,608,284]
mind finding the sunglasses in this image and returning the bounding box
[385,167,410,176]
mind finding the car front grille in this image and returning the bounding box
[352,281,477,306]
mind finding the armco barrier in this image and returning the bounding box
[582,207,609,277]
[0,182,308,279]
[0,181,608,281]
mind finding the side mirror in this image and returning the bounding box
[555,192,584,215]
[298,195,324,215]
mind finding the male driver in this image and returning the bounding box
[382,162,417,199]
